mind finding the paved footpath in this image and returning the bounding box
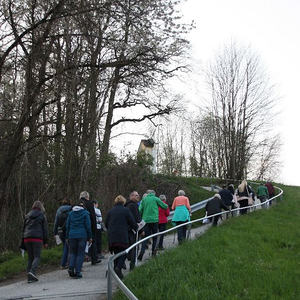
[0,223,212,300]
[1,197,266,300]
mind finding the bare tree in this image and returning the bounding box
[190,43,279,180]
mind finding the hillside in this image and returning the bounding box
[114,184,300,300]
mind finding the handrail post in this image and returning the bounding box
[107,262,112,300]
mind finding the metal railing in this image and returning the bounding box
[107,186,283,300]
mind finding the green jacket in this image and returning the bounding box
[257,185,269,197]
[139,193,168,223]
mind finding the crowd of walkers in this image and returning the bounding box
[205,180,275,225]
[20,180,275,282]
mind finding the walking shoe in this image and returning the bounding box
[74,272,82,279]
[114,267,123,279]
[91,259,101,265]
[68,268,75,277]
[28,272,38,282]
[130,262,135,271]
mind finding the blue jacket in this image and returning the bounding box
[66,206,92,240]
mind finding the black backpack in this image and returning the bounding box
[57,208,71,237]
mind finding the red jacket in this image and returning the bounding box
[158,200,170,224]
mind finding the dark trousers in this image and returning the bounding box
[259,196,268,208]
[95,229,102,255]
[158,223,167,248]
[176,221,187,243]
[112,246,127,270]
[239,199,249,215]
[25,241,42,275]
[69,238,86,274]
[88,233,98,263]
[209,215,220,226]
[128,232,137,267]
[140,222,158,254]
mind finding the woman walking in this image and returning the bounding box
[236,180,254,215]
[22,201,48,283]
[171,190,191,244]
[66,200,92,279]
[157,195,170,250]
[105,195,138,279]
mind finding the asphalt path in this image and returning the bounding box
[0,223,212,300]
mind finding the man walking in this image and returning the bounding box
[125,191,143,270]
[80,191,101,265]
[138,190,167,260]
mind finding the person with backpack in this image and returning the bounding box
[22,201,48,283]
[54,198,72,269]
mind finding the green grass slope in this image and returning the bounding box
[114,185,300,300]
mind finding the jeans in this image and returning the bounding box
[25,241,42,274]
[140,223,158,254]
[61,239,69,267]
[158,223,167,248]
[175,221,187,243]
[68,238,86,274]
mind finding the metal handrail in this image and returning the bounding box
[107,186,283,300]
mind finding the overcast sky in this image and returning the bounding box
[177,0,300,186]
[113,0,300,186]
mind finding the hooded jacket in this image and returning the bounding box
[66,206,92,240]
[139,193,168,223]
[23,208,48,244]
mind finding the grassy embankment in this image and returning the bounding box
[0,176,215,281]
[114,184,300,300]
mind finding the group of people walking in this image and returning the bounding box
[21,180,274,282]
[205,180,275,226]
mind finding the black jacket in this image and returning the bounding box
[23,209,48,244]
[205,196,229,216]
[105,203,138,249]
[219,189,233,206]
[125,200,142,223]
[82,198,97,234]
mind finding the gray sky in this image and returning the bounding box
[180,0,300,186]
[112,0,300,186]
